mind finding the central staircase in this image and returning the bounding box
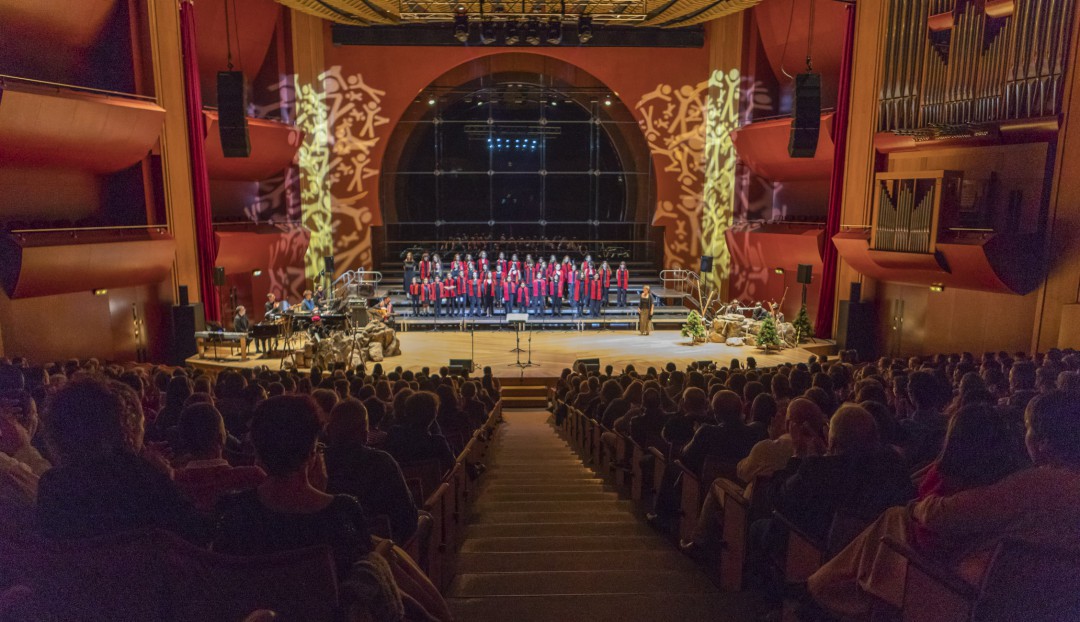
[447,409,762,621]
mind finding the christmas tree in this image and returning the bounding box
[757,315,781,350]
[793,304,814,343]
[681,310,707,344]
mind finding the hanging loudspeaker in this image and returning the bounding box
[217,71,250,158]
[699,256,713,273]
[789,72,821,158]
[178,285,189,307]
[324,255,335,274]
[849,281,862,302]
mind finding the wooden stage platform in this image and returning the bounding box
[186,329,834,380]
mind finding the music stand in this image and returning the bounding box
[506,313,538,370]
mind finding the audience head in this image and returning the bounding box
[749,393,779,427]
[681,387,710,420]
[828,404,880,455]
[45,378,129,465]
[710,390,743,427]
[250,395,323,478]
[403,391,440,432]
[178,403,226,458]
[1025,390,1080,467]
[325,398,369,448]
[938,403,1027,489]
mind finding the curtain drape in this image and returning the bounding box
[179,0,221,323]
[814,2,856,338]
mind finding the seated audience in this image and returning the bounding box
[171,403,265,513]
[384,392,456,474]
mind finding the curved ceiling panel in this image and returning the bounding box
[195,0,282,104]
[0,230,175,299]
[0,86,165,173]
[731,113,835,181]
[0,0,117,48]
[203,112,302,181]
[755,0,847,107]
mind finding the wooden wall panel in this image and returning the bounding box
[0,168,100,223]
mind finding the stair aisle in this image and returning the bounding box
[447,409,762,622]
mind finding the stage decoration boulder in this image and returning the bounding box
[681,310,708,344]
[793,304,814,343]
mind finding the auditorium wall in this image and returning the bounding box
[295,23,710,276]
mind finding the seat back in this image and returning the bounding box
[400,459,444,506]
[8,529,168,621]
[974,539,1080,622]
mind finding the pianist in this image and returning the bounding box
[233,306,250,333]
[265,293,281,319]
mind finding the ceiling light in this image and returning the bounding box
[545,17,562,44]
[603,94,613,106]
[93,288,108,296]
[426,95,436,106]
[930,283,945,292]
[453,7,469,43]
[480,19,496,45]
[252,269,263,277]
[505,20,521,45]
[774,267,785,275]
[525,18,541,45]
[578,16,593,43]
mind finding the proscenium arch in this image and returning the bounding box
[378,53,656,241]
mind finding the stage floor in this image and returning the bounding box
[186,329,832,379]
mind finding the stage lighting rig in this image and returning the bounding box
[578,16,593,43]
[453,6,469,42]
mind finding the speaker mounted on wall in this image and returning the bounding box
[217,71,250,158]
[789,72,821,158]
[213,267,226,287]
[324,255,335,275]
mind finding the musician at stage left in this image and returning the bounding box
[300,290,316,313]
[233,306,250,333]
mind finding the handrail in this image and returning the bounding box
[8,224,169,235]
[0,74,157,102]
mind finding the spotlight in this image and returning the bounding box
[426,95,436,106]
[578,16,593,43]
[252,269,263,277]
[505,20,521,45]
[480,19,496,45]
[525,18,541,45]
[774,267,785,275]
[93,288,108,296]
[453,7,469,43]
[603,94,613,106]
[545,17,562,44]
[930,283,945,293]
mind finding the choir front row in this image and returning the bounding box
[405,258,632,319]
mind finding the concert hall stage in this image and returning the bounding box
[186,329,835,380]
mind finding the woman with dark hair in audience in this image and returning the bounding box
[35,378,208,542]
[807,391,1080,620]
[628,388,669,450]
[149,375,192,440]
[384,392,455,475]
[325,399,418,545]
[746,393,779,443]
[434,384,471,441]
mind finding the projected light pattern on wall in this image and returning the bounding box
[700,68,740,289]
[294,66,387,280]
[636,79,708,272]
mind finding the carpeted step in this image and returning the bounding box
[471,510,636,525]
[474,499,633,513]
[482,491,618,502]
[464,520,652,539]
[482,483,607,493]
[459,535,667,553]
[448,593,767,622]
[448,568,717,597]
[455,549,698,574]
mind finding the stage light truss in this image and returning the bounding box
[396,0,648,23]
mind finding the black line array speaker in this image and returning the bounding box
[789,72,822,158]
[213,266,226,286]
[217,71,250,158]
[699,255,713,273]
[324,255,335,274]
[836,300,876,363]
[574,358,600,373]
[178,285,189,307]
[168,305,198,365]
[796,264,813,285]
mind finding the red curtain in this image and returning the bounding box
[814,2,856,338]
[178,0,221,323]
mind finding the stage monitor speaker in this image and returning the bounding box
[699,255,713,273]
[797,264,813,285]
[789,72,821,158]
[836,300,876,363]
[849,281,862,303]
[213,266,226,286]
[168,305,198,365]
[324,255,335,274]
[573,357,600,373]
[217,71,250,158]
[449,359,474,373]
[178,285,189,307]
